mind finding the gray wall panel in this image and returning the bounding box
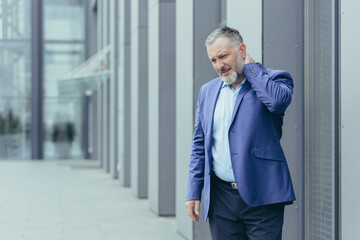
[118,0,126,184]
[131,0,149,198]
[110,0,119,179]
[193,0,219,111]
[158,2,176,215]
[118,0,131,187]
[148,0,176,216]
[124,0,131,187]
[192,0,218,239]
[97,0,102,51]
[176,0,217,238]
[263,1,303,239]
[137,24,149,197]
[85,0,97,59]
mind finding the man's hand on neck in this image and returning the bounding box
[230,53,255,89]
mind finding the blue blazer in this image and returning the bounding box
[186,62,296,221]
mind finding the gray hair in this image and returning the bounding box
[205,26,243,48]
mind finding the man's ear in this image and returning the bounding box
[238,43,247,60]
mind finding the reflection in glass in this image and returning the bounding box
[43,0,85,159]
[44,97,82,159]
[0,0,31,159]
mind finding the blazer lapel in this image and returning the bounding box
[230,80,251,126]
[204,79,223,156]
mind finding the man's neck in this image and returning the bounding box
[230,76,245,90]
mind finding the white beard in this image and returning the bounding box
[221,71,238,85]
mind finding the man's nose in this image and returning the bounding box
[215,61,225,72]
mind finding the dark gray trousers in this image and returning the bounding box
[209,173,285,240]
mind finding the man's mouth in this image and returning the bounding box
[221,67,231,75]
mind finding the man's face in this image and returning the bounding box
[207,37,244,85]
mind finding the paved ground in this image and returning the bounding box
[0,160,185,240]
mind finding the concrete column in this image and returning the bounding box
[175,1,194,237]
[102,0,111,173]
[98,82,103,166]
[148,0,176,216]
[130,0,148,198]
[226,0,262,62]
[100,0,109,171]
[102,78,109,172]
[109,0,119,179]
[176,0,217,238]
[118,0,131,187]
[341,1,360,238]
[102,0,109,48]
[82,94,90,159]
[31,0,44,159]
[124,0,131,186]
[84,0,97,59]
[91,91,98,160]
[97,0,102,51]
[96,0,103,165]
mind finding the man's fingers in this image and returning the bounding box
[244,53,255,64]
[194,200,200,215]
[185,200,200,222]
[186,206,199,222]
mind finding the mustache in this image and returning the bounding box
[220,66,231,74]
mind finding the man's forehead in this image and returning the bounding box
[209,37,231,48]
[207,38,233,55]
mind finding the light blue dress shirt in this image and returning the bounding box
[212,80,246,182]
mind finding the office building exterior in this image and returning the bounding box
[0,0,359,239]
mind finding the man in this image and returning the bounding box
[185,26,295,239]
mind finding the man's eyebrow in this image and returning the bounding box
[211,51,227,58]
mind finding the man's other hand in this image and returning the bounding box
[185,200,201,222]
[244,52,255,64]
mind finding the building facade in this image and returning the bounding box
[1,0,359,239]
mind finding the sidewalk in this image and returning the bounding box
[0,160,185,240]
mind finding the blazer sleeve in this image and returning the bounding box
[186,87,206,201]
[243,62,294,113]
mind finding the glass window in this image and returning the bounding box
[0,0,31,159]
[43,0,85,159]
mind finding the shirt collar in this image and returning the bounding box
[221,78,247,89]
